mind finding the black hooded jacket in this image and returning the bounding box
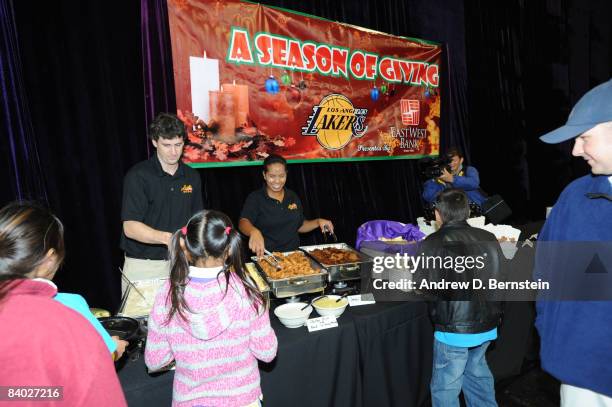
[416,220,505,334]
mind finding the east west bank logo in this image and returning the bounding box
[391,99,426,150]
[400,99,420,126]
[301,94,368,150]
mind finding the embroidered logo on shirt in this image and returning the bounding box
[181,184,193,194]
[288,203,298,210]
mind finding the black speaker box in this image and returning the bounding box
[481,194,512,224]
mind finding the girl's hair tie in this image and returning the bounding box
[180,226,188,236]
[225,226,231,235]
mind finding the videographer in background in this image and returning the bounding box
[422,147,487,207]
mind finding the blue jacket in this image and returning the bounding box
[422,166,486,206]
[55,293,117,354]
[535,175,612,397]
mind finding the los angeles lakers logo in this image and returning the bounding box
[301,94,368,150]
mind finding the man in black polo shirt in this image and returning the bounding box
[120,113,203,293]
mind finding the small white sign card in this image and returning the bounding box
[347,293,376,306]
[306,315,338,332]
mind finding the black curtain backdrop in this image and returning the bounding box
[3,0,611,311]
[0,0,47,203]
[6,0,146,309]
[464,0,612,221]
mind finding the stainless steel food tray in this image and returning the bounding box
[299,243,373,282]
[118,277,168,319]
[245,263,271,302]
[251,251,328,298]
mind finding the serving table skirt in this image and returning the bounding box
[118,302,434,407]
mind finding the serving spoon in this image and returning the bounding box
[300,295,327,311]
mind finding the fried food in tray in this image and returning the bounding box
[257,251,321,280]
[308,247,361,265]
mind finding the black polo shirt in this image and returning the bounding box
[120,155,203,260]
[240,187,305,252]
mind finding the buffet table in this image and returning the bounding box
[118,240,537,406]
[118,301,434,407]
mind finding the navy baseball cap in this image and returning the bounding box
[540,78,612,144]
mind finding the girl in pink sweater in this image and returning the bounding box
[145,210,278,407]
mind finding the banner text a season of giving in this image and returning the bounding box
[226,27,439,87]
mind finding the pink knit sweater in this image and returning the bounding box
[145,269,277,406]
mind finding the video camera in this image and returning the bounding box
[419,154,452,180]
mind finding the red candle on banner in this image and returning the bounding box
[209,90,219,123]
[217,91,236,143]
[222,82,250,128]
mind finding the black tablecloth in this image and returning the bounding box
[487,245,538,379]
[118,265,536,407]
[118,301,434,407]
[261,301,433,407]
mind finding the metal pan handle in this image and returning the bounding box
[289,279,308,286]
[340,265,360,277]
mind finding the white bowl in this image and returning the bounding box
[274,303,312,328]
[312,295,348,318]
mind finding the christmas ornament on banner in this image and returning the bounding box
[281,71,292,85]
[265,75,279,94]
[285,84,301,106]
[370,85,380,102]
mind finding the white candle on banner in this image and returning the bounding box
[189,55,220,123]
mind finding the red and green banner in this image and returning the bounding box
[167,0,442,167]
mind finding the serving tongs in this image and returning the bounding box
[119,268,149,304]
[118,267,153,315]
[322,225,338,243]
[262,249,282,270]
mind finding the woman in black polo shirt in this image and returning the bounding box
[239,155,334,257]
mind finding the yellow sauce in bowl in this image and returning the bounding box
[314,297,348,308]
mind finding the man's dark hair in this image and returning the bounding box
[148,113,187,141]
[435,188,470,223]
[445,147,463,159]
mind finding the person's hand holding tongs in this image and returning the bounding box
[322,223,337,243]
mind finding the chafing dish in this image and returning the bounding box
[246,262,270,300]
[299,243,373,282]
[251,251,328,298]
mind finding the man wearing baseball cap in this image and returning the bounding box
[535,78,612,406]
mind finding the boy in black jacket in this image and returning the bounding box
[417,188,503,407]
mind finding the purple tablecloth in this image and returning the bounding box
[355,220,425,252]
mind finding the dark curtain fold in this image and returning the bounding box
[141,0,176,157]
[0,0,47,203]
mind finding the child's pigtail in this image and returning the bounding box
[166,228,192,324]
